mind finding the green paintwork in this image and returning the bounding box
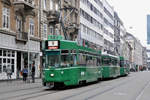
[43,66,102,86]
[102,66,120,78]
[43,35,102,86]
[119,56,124,60]
[119,56,129,76]
[101,55,120,78]
[120,67,125,76]
[48,35,64,40]
[42,35,130,87]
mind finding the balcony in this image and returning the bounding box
[13,0,35,10]
[47,10,60,24]
[16,32,28,42]
[1,0,11,6]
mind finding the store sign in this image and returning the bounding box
[48,41,59,49]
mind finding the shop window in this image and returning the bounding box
[7,59,10,63]
[7,51,10,57]
[11,65,14,73]
[3,58,6,63]
[0,65,2,73]
[3,50,6,56]
[3,65,6,72]
[11,59,14,64]
[0,58,2,64]
[12,51,15,57]
[0,50,2,56]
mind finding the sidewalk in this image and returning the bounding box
[0,78,42,87]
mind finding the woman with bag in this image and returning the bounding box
[22,66,28,82]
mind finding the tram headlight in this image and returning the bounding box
[50,73,54,77]
[61,71,64,74]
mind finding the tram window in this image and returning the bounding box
[61,50,69,54]
[93,57,97,67]
[71,50,76,54]
[112,59,118,66]
[78,54,86,66]
[70,54,77,66]
[61,54,70,67]
[46,55,59,67]
[86,56,93,66]
[102,58,111,65]
[96,58,101,66]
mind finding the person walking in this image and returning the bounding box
[6,67,12,80]
[31,63,35,83]
[22,66,28,82]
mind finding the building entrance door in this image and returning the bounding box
[17,52,21,79]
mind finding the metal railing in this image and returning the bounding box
[13,0,34,6]
[16,32,28,41]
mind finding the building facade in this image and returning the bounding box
[125,32,143,70]
[80,0,104,50]
[103,0,114,54]
[147,15,150,44]
[142,47,147,69]
[40,0,80,41]
[80,0,114,53]
[146,47,150,68]
[0,0,41,80]
[114,12,121,56]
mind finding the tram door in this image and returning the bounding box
[17,52,21,79]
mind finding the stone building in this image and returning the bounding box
[0,0,41,80]
[125,32,143,70]
[142,47,147,69]
[40,0,80,41]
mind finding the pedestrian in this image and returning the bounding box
[22,66,28,82]
[6,67,12,80]
[31,63,35,83]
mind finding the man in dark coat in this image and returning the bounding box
[31,63,35,83]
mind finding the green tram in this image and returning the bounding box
[120,56,130,76]
[101,54,120,78]
[42,35,102,87]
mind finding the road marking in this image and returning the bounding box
[135,80,150,100]
[113,92,127,96]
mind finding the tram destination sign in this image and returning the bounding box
[47,41,59,49]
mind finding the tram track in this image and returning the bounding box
[0,88,59,100]
[135,79,150,100]
[61,75,135,100]
[0,86,42,95]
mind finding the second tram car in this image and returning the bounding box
[101,54,120,78]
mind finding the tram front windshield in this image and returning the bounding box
[46,55,59,67]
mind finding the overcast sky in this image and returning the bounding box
[107,0,150,47]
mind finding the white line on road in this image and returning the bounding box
[136,80,150,100]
